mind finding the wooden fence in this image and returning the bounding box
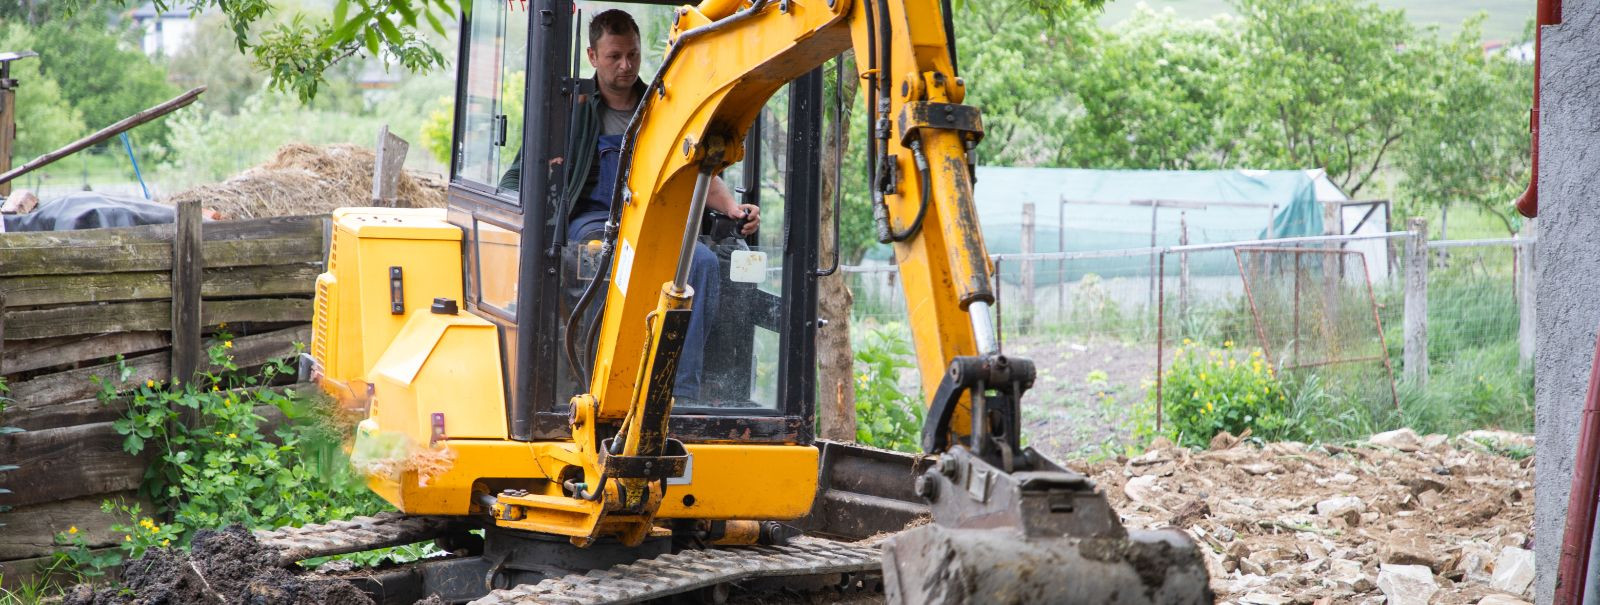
[0,205,328,580]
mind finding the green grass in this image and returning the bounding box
[1097,0,1533,41]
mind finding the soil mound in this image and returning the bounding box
[165,143,446,219]
[64,526,371,605]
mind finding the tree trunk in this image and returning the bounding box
[817,55,859,442]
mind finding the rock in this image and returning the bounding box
[1377,564,1439,605]
[1239,593,1290,605]
[1416,489,1443,509]
[1168,499,1210,528]
[1421,433,1449,451]
[1242,462,1281,476]
[1381,532,1443,571]
[1240,557,1268,576]
[1402,476,1448,496]
[1227,540,1252,563]
[1124,475,1162,503]
[1328,558,1373,592]
[1329,472,1358,485]
[1370,428,1423,452]
[1459,430,1535,452]
[1477,595,1532,605]
[1316,496,1365,525]
[1459,540,1491,582]
[1489,547,1535,595]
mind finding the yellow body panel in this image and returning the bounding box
[368,311,508,440]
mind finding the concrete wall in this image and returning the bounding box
[1534,0,1600,601]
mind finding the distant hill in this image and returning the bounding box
[1097,0,1533,42]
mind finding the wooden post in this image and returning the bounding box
[1178,212,1189,318]
[0,64,16,198]
[1020,202,1035,334]
[1518,218,1537,368]
[1403,217,1429,386]
[0,291,6,376]
[170,200,203,382]
[371,126,409,207]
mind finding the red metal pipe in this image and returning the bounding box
[1514,0,1562,218]
[1556,324,1600,605]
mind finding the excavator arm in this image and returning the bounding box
[552,0,1000,543]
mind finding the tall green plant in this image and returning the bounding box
[853,324,925,452]
[92,336,386,550]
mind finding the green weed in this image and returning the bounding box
[852,323,925,452]
[1145,340,1304,448]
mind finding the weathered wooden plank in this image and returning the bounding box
[8,325,309,411]
[0,490,151,560]
[0,264,318,309]
[0,548,124,590]
[172,201,203,382]
[7,379,310,436]
[2,331,169,375]
[0,214,327,277]
[3,298,310,340]
[0,421,147,508]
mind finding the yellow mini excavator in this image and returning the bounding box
[279,0,1214,602]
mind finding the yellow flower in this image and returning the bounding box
[213,385,220,392]
[161,539,171,547]
[228,433,238,439]
[149,525,160,533]
[1205,401,1214,413]
[1224,340,1234,348]
[1250,350,1262,358]
[68,526,79,535]
[145,379,156,388]
[139,518,154,529]
[224,340,234,349]
[124,535,132,542]
[1199,372,1207,381]
[1183,338,1193,345]
[218,322,227,329]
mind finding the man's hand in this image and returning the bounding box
[729,203,761,235]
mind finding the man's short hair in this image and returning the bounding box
[589,9,640,48]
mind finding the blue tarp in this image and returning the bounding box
[972,167,1324,255]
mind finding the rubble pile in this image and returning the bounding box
[1083,428,1536,605]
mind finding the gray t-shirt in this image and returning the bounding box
[600,103,633,136]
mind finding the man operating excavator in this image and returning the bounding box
[501,9,759,402]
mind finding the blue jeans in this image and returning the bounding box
[569,210,719,401]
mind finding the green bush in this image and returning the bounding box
[71,334,386,576]
[853,324,925,452]
[1151,340,1303,448]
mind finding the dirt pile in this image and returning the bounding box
[63,526,372,605]
[165,143,447,219]
[1080,428,1536,605]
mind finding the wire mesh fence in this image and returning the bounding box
[841,227,1534,453]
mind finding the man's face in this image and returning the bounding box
[588,31,641,100]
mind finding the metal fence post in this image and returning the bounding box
[1403,217,1429,386]
[1020,202,1035,335]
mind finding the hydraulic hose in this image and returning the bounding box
[887,137,932,242]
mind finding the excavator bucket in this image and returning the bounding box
[879,446,1213,605]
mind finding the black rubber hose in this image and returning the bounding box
[889,137,931,242]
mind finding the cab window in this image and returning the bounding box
[455,0,529,198]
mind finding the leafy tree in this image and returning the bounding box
[1227,0,1427,195]
[1395,16,1532,234]
[0,23,89,159]
[26,14,180,149]
[954,0,1092,167]
[1057,9,1245,169]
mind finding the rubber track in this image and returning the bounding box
[469,537,882,605]
[253,512,451,567]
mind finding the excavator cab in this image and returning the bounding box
[442,0,824,441]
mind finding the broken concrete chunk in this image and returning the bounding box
[1370,428,1423,452]
[1316,496,1365,525]
[1381,532,1443,571]
[1123,475,1163,503]
[1328,558,1373,592]
[1489,546,1535,596]
[1376,564,1439,605]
